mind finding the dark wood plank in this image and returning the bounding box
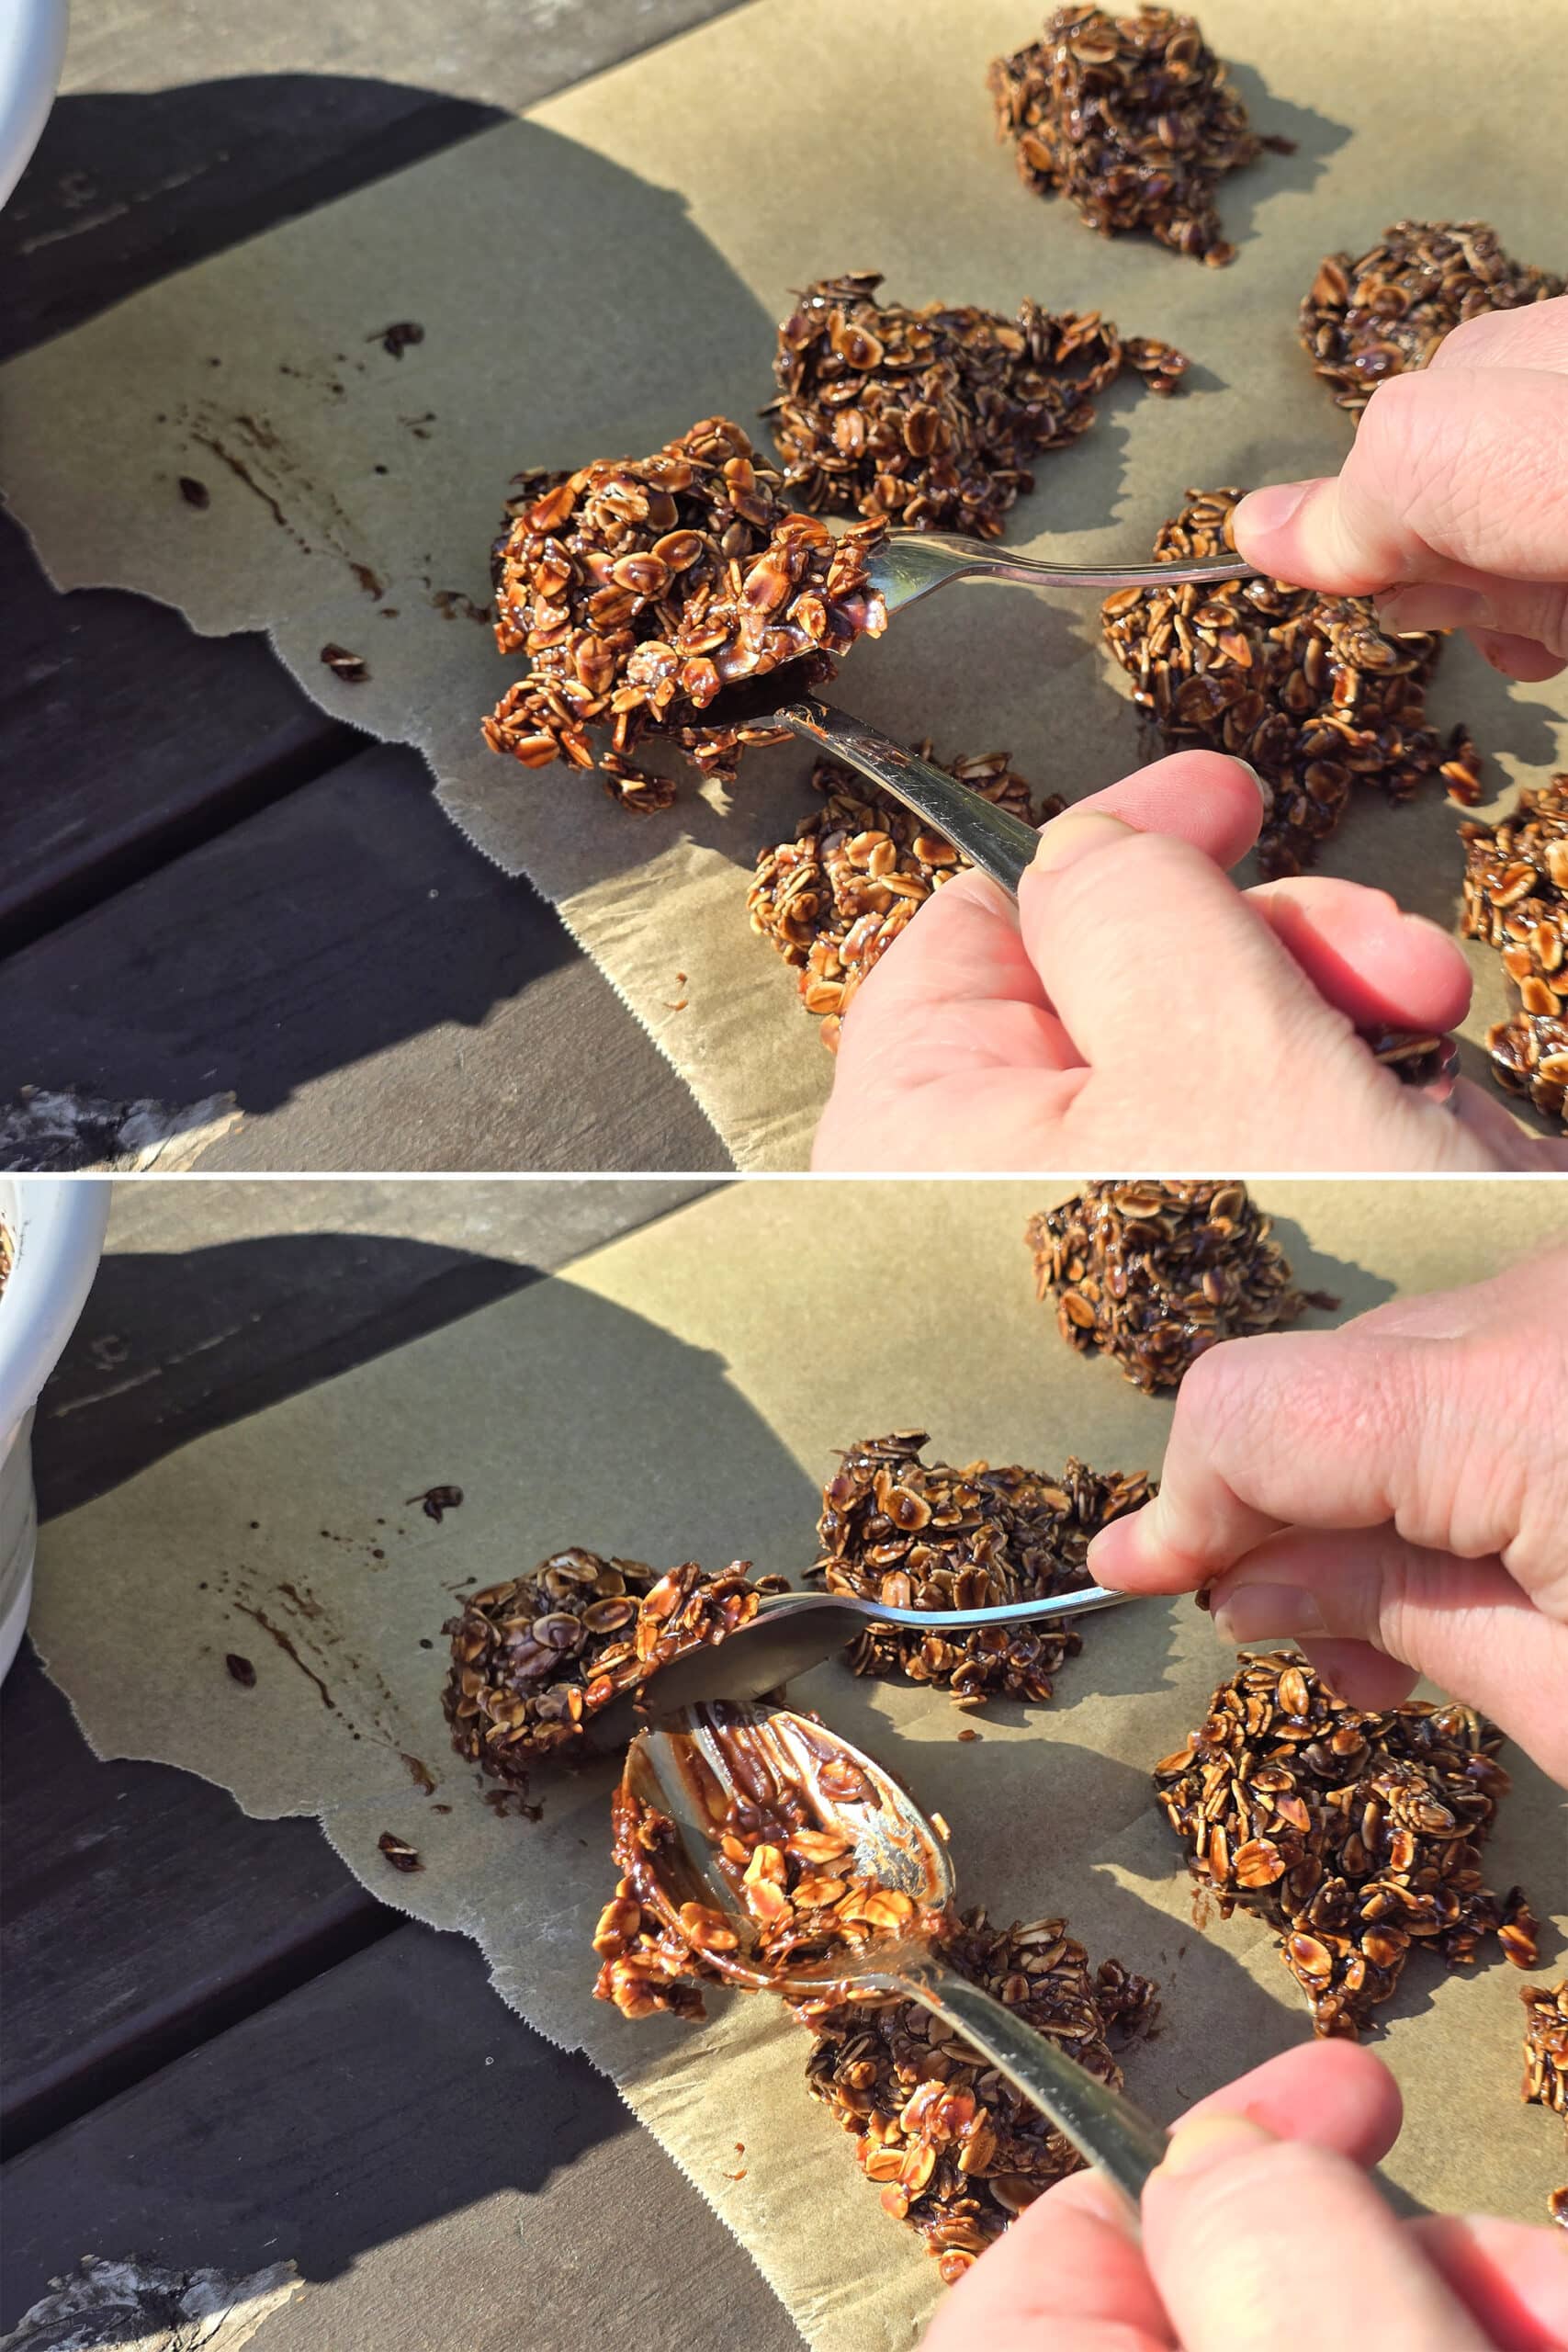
[0,512,361,950]
[5,1181,716,2149]
[0,1644,389,2157]
[0,1924,804,2350]
[0,744,729,1171]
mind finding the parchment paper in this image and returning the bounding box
[2,3,1565,1169]
[29,1180,1568,2351]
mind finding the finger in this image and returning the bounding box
[1142,2114,1492,2352]
[1088,1316,1568,1597]
[1468,621,1568,681]
[1019,822,1410,1113]
[1409,2213,1568,2352]
[835,751,1265,1048]
[1450,1077,1568,1173]
[1205,1523,1568,1780]
[1231,366,1568,618]
[1428,294,1568,377]
[1247,876,1472,1031]
[921,2041,1404,2352]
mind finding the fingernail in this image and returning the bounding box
[1233,481,1314,539]
[1031,808,1134,876]
[1213,1582,1326,1644]
[1159,2111,1274,2181]
[1375,583,1485,635]
[1233,758,1270,808]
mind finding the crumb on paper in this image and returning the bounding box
[378,1830,423,1873]
[178,475,210,508]
[321,642,369,683]
[372,321,425,358]
[225,1653,256,1688]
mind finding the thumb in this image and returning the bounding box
[1231,364,1568,658]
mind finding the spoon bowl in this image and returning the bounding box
[619,1702,1170,2210]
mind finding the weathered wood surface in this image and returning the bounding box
[0,0,743,1168]
[0,1178,804,2347]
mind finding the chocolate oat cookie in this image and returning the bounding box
[1101,487,1483,876]
[1301,221,1563,419]
[769,271,1184,540]
[806,1908,1157,2280]
[1154,1652,1538,2039]
[1461,775,1568,1131]
[749,751,1063,1051]
[988,6,1291,266]
[1026,1181,1337,1394]
[811,1432,1151,1703]
[441,1552,790,1776]
[485,415,887,808]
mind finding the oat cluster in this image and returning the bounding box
[769,272,1185,541]
[988,6,1286,266]
[442,1552,789,1776]
[1154,1652,1539,2039]
[1026,1180,1337,1394]
[1520,1979,1568,2228]
[1301,221,1564,419]
[812,1432,1151,1703]
[1101,487,1483,876]
[1460,775,1568,1130]
[593,1763,950,2026]
[749,752,1061,1051]
[485,416,887,808]
[805,1908,1157,2281]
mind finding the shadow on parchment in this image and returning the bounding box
[3,1213,820,2333]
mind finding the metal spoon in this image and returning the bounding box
[863,530,1261,621]
[714,684,1458,1098]
[582,1580,1133,1753]
[622,1701,1169,2212]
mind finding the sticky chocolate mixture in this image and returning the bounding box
[811,1432,1151,1703]
[749,751,1063,1052]
[768,271,1185,540]
[1154,1651,1538,2038]
[988,6,1292,266]
[484,415,887,808]
[1460,775,1568,1132]
[1301,221,1563,419]
[1026,1180,1337,1393]
[442,1553,790,1776]
[1100,487,1483,876]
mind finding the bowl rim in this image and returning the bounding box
[0,0,69,217]
[0,1177,111,1438]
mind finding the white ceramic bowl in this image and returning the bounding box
[0,0,68,215]
[0,1177,110,1681]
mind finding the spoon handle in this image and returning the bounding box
[761,1585,1133,1632]
[934,542,1262,593]
[905,1962,1169,2217]
[776,696,1042,894]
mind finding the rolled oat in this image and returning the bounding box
[1301,222,1563,419]
[812,1432,1150,1702]
[988,6,1292,267]
[1154,1651,1537,2038]
[749,751,1063,1050]
[769,271,1185,540]
[1101,487,1483,876]
[485,415,887,808]
[1460,775,1568,1131]
[1026,1180,1337,1393]
[442,1552,790,1776]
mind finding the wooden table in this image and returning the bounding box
[0,1178,805,2347]
[0,4,734,1173]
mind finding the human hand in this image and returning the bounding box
[1232,295,1568,682]
[921,2040,1568,2351]
[810,752,1567,1173]
[1088,1247,1568,1781]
